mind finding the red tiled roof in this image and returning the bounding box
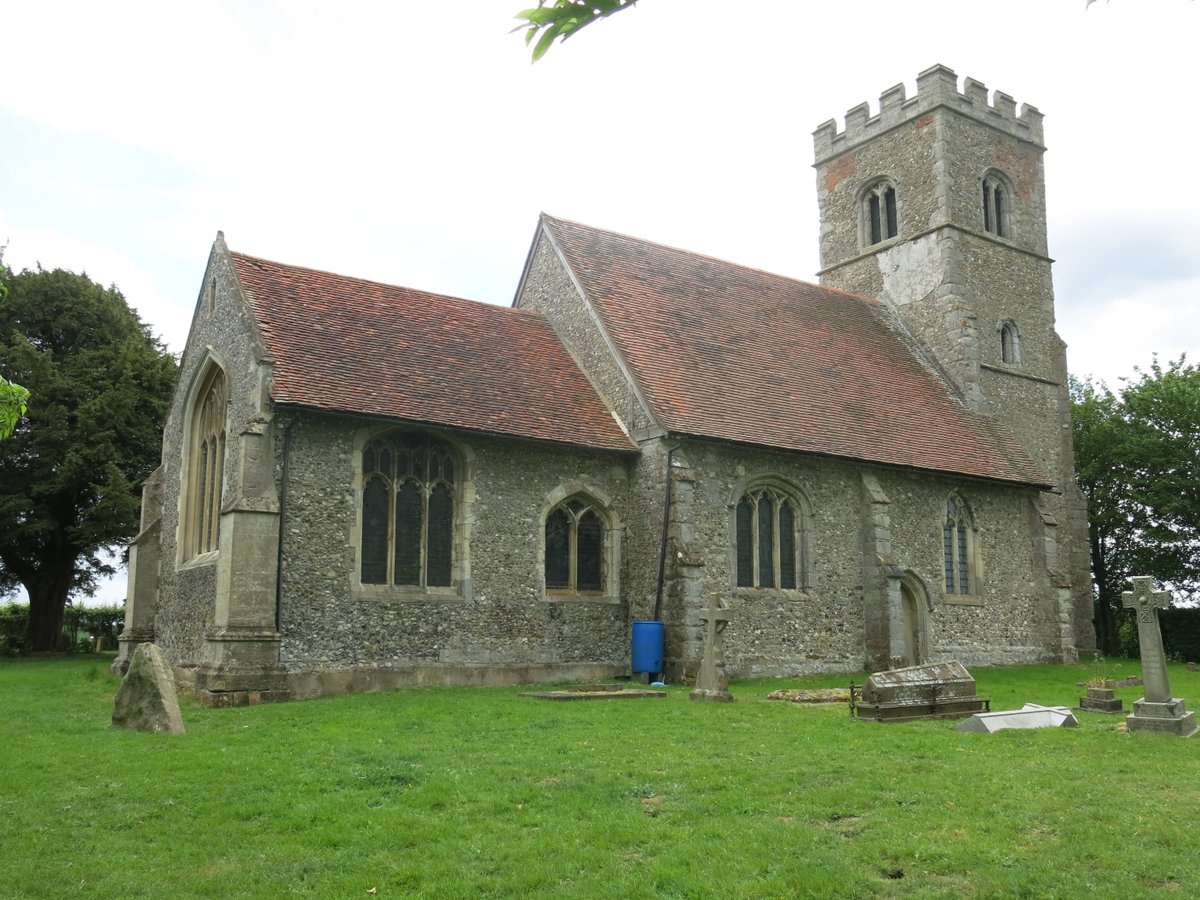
[540,215,1049,487]
[230,251,635,453]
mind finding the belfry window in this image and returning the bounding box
[1000,320,1021,365]
[864,181,899,246]
[545,497,605,593]
[360,433,456,588]
[185,365,227,559]
[982,173,1010,238]
[735,486,809,590]
[943,496,977,595]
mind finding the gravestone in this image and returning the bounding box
[112,643,185,734]
[853,661,987,722]
[956,703,1078,733]
[1078,686,1123,714]
[690,593,733,702]
[1122,577,1197,737]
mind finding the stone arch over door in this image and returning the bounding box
[898,572,932,666]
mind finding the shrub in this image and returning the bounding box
[0,602,124,654]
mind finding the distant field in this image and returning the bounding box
[1,656,1196,898]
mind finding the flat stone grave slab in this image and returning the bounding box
[519,684,667,701]
[854,661,988,722]
[767,688,852,704]
[956,703,1078,733]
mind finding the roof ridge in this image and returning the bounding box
[539,212,883,307]
[229,249,544,319]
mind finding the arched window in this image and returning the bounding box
[185,365,227,559]
[735,485,809,590]
[545,496,606,594]
[360,433,456,588]
[862,179,899,246]
[982,171,1011,238]
[999,319,1021,365]
[943,495,978,595]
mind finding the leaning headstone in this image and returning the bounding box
[957,703,1078,733]
[112,643,185,734]
[853,661,987,722]
[690,593,733,702]
[1122,577,1197,737]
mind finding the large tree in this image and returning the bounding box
[0,253,31,440]
[0,268,176,650]
[1072,358,1200,653]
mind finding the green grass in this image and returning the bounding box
[1,656,1198,898]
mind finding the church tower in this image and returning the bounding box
[813,64,1095,656]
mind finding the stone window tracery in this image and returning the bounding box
[735,485,810,590]
[545,496,606,594]
[943,495,978,596]
[184,365,227,560]
[982,171,1012,238]
[862,179,899,246]
[360,433,456,588]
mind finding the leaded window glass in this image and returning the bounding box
[735,488,805,590]
[545,496,606,593]
[359,433,456,588]
[189,367,226,558]
[943,496,976,595]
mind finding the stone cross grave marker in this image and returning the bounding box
[1123,576,1172,702]
[1121,576,1197,737]
[690,593,733,702]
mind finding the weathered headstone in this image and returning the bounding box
[956,703,1078,733]
[690,593,733,702]
[112,643,185,734]
[1078,686,1123,714]
[853,661,987,722]
[1122,577,1197,737]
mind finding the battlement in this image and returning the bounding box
[813,64,1044,163]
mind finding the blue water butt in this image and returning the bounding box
[631,620,664,674]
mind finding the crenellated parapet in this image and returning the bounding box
[813,64,1044,163]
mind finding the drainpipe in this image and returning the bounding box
[274,418,293,634]
[652,443,679,623]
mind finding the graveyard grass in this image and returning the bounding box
[3,658,1199,898]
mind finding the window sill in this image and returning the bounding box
[178,551,219,571]
[542,591,621,605]
[734,586,810,598]
[353,584,465,603]
[940,594,985,607]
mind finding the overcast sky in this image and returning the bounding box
[3,0,1198,604]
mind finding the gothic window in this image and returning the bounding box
[545,496,606,594]
[943,495,978,595]
[982,172,1011,238]
[735,486,809,590]
[1000,320,1021,365]
[863,180,899,246]
[360,433,456,588]
[185,365,227,559]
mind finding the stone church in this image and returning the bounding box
[114,65,1094,704]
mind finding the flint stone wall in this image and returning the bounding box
[154,240,268,665]
[275,411,642,688]
[660,439,1063,678]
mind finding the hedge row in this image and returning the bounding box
[0,603,125,655]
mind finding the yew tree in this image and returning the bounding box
[0,267,176,650]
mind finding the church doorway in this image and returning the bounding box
[898,575,930,666]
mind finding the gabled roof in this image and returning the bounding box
[230,251,635,453]
[539,215,1049,488]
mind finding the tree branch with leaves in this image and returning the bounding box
[515,0,639,61]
